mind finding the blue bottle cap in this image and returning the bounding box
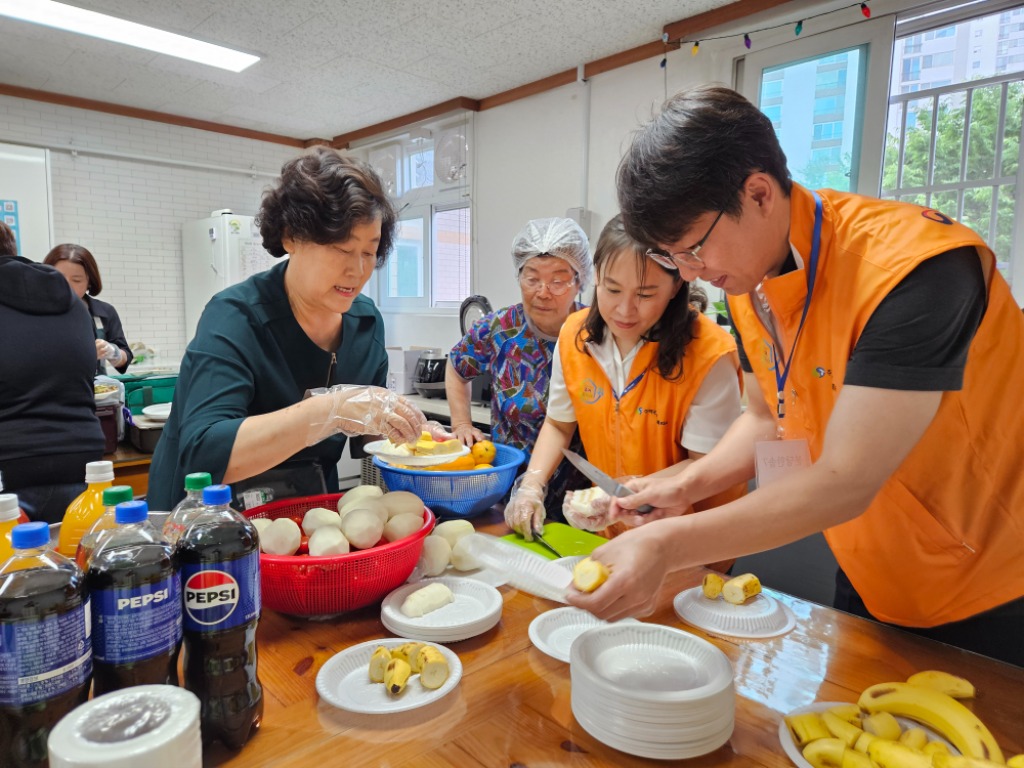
[202,484,232,506]
[11,521,50,550]
[115,500,148,524]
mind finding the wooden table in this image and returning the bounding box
[105,442,152,497]
[208,509,1024,767]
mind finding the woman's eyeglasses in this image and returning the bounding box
[518,273,578,296]
[645,209,726,271]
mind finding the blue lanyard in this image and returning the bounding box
[614,370,645,402]
[773,192,823,421]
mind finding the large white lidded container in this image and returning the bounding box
[48,685,200,768]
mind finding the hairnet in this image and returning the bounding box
[511,217,593,289]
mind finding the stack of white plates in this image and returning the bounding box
[570,624,735,760]
[460,533,571,603]
[381,576,503,643]
[673,586,796,639]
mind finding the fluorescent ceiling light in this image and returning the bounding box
[0,0,259,72]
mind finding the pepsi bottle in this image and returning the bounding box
[86,500,182,696]
[0,522,91,768]
[176,484,263,749]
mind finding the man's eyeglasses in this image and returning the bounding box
[645,209,727,271]
[518,273,578,296]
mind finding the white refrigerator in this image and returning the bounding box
[181,210,277,343]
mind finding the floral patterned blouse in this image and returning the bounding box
[449,302,588,515]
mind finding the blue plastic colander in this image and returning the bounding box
[373,443,526,519]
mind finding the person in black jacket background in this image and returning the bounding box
[0,223,105,522]
[44,243,133,375]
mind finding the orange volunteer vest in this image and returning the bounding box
[728,183,1024,627]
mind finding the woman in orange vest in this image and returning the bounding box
[567,85,1024,667]
[504,215,743,541]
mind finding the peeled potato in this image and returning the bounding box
[340,508,385,550]
[384,512,423,542]
[341,499,388,526]
[260,517,301,555]
[449,535,479,571]
[308,526,350,556]
[433,519,475,551]
[251,517,273,535]
[380,491,424,520]
[301,507,342,536]
[418,536,451,577]
[338,485,384,516]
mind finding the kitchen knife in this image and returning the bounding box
[532,532,564,559]
[560,448,653,514]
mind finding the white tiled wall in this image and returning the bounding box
[0,94,297,363]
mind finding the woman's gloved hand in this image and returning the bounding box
[562,487,613,532]
[504,469,547,541]
[306,385,426,446]
[451,421,485,446]
[422,420,455,443]
[96,339,119,362]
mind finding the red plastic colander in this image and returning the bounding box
[243,493,434,618]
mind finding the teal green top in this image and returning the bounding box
[147,261,387,510]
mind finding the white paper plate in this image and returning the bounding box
[573,700,734,759]
[141,403,172,420]
[570,624,733,704]
[315,637,462,714]
[364,439,470,467]
[528,607,638,663]
[461,533,571,603]
[674,586,796,639]
[381,577,502,642]
[779,702,957,768]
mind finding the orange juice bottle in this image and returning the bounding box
[57,460,115,558]
[0,493,30,562]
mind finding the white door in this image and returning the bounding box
[738,17,896,197]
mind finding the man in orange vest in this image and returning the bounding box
[567,85,1024,666]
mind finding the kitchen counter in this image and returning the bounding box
[207,507,1024,767]
[404,393,491,430]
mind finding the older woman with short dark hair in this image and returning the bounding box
[44,243,133,374]
[148,148,428,510]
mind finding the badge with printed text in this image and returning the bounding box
[755,439,812,488]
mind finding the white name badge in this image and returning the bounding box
[755,439,812,488]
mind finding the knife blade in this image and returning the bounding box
[561,448,653,514]
[532,531,564,559]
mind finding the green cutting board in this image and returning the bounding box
[500,522,607,560]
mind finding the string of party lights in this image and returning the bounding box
[659,0,871,67]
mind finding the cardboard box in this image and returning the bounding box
[385,346,438,394]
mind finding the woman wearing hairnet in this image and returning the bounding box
[446,217,593,518]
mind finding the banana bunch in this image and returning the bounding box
[368,641,451,696]
[784,671,1024,768]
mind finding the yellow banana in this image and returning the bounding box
[822,710,865,748]
[827,703,864,726]
[842,747,874,768]
[858,682,1004,763]
[702,572,725,599]
[390,641,426,673]
[573,557,610,593]
[924,742,952,758]
[786,712,833,746]
[933,754,1007,768]
[803,738,847,768]
[384,658,411,695]
[863,712,903,741]
[899,727,929,751]
[723,572,761,604]
[906,671,976,700]
[867,739,933,768]
[416,645,450,690]
[1006,757,1024,768]
[368,645,391,683]
[854,732,877,754]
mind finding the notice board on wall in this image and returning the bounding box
[0,142,53,259]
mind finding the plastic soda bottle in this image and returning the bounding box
[86,500,182,696]
[0,522,92,768]
[0,494,31,562]
[74,485,134,571]
[57,460,115,558]
[162,472,213,546]
[176,484,263,749]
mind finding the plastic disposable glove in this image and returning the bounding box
[451,421,485,446]
[422,420,455,443]
[562,486,613,532]
[96,339,119,361]
[306,385,426,446]
[504,469,547,541]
